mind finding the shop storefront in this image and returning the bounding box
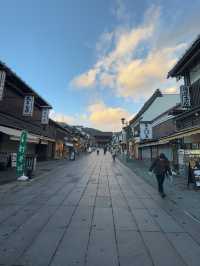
[54,141,64,159]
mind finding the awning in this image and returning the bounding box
[0,126,40,143]
[139,126,200,148]
[0,125,55,144]
[160,127,200,142]
[65,142,74,147]
[139,139,169,148]
[39,135,55,142]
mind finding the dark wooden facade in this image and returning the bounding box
[153,118,176,139]
[0,61,71,161]
[168,36,200,131]
[94,132,112,146]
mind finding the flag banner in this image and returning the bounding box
[16,130,27,177]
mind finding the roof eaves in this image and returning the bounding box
[0,60,52,108]
[129,89,162,125]
[168,35,200,78]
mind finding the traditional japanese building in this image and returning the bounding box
[168,35,200,173]
[0,61,71,169]
[129,89,179,160]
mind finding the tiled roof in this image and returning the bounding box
[168,35,200,77]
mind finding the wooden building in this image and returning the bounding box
[129,89,179,160]
[93,132,112,147]
[0,61,71,166]
[167,35,200,173]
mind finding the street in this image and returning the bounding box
[0,151,200,266]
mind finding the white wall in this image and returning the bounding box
[142,94,180,122]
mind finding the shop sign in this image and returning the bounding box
[178,149,184,155]
[41,108,49,124]
[16,131,27,177]
[0,70,6,100]
[23,95,34,116]
[180,85,191,108]
[178,149,200,155]
[11,153,17,167]
[144,123,150,139]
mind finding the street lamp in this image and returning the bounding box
[121,118,129,162]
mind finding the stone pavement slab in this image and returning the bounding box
[141,231,186,266]
[131,209,161,232]
[0,152,200,266]
[117,230,153,266]
[86,228,118,266]
[166,232,200,266]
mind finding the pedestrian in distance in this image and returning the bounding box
[149,153,172,198]
[70,150,75,161]
[103,146,107,155]
[111,149,116,162]
[96,149,99,155]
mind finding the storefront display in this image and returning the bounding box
[178,149,200,189]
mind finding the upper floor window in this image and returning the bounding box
[190,62,200,84]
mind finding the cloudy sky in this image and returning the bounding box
[0,0,200,131]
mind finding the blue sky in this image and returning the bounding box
[0,0,200,131]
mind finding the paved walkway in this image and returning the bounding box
[118,154,200,221]
[0,155,84,185]
[0,151,200,265]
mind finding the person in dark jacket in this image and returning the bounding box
[149,153,172,198]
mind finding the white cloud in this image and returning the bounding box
[50,103,132,132]
[96,31,114,57]
[50,110,76,124]
[88,102,132,132]
[70,5,187,100]
[71,68,98,89]
[163,87,178,94]
[116,45,185,99]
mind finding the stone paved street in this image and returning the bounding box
[1,151,200,266]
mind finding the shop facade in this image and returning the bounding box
[167,35,200,182]
[129,89,179,160]
[0,61,72,174]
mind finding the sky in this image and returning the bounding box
[0,0,200,131]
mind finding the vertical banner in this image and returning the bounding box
[41,108,49,124]
[180,85,191,108]
[23,95,34,116]
[0,70,6,100]
[16,130,27,177]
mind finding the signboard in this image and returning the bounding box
[23,95,34,116]
[41,108,49,124]
[144,123,150,139]
[180,85,191,108]
[178,149,200,155]
[11,153,17,167]
[16,131,27,177]
[0,70,6,100]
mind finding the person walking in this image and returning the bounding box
[111,148,116,162]
[149,153,172,198]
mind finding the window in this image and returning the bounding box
[190,62,200,84]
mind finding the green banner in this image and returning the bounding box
[16,130,27,177]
